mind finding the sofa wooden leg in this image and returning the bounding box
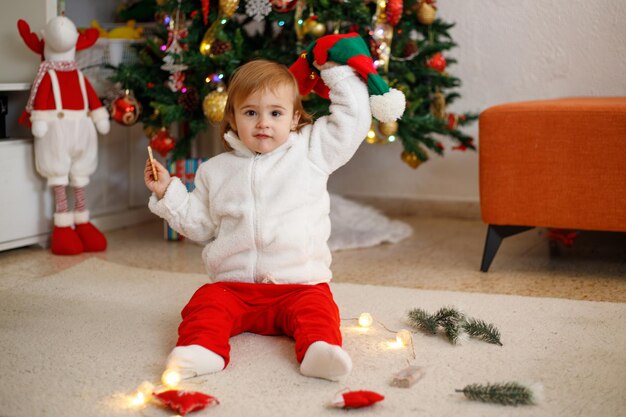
[480,225,534,272]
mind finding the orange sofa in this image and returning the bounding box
[478,97,626,271]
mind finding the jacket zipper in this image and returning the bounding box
[250,154,260,280]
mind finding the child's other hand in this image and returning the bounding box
[144,159,171,200]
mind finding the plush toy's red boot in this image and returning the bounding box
[74,211,107,252]
[51,212,84,255]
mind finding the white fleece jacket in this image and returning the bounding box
[149,65,371,284]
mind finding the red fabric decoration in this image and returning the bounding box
[153,390,219,416]
[332,390,385,409]
[547,229,578,247]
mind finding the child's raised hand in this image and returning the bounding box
[144,158,171,200]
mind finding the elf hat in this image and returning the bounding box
[289,33,406,123]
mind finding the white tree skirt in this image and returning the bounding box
[328,194,412,251]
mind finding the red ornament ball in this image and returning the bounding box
[149,128,176,157]
[271,0,297,12]
[386,0,404,26]
[110,92,141,126]
[426,52,447,73]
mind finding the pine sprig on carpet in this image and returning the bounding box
[432,306,464,323]
[433,306,466,344]
[407,306,503,345]
[462,318,503,346]
[407,308,438,334]
[456,382,536,406]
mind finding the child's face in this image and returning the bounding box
[232,84,300,154]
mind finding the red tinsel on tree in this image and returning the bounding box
[201,0,209,25]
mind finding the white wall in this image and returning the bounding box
[329,0,626,203]
[0,0,56,84]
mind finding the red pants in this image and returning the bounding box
[177,281,342,367]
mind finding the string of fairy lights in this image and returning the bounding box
[123,310,416,410]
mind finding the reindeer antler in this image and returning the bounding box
[76,27,99,51]
[17,19,44,55]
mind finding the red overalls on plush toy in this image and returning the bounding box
[18,16,110,255]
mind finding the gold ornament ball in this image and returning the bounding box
[219,0,240,17]
[203,90,228,123]
[303,17,325,37]
[430,91,446,119]
[417,2,437,25]
[401,151,422,169]
[302,18,317,35]
[379,121,398,136]
[309,22,326,37]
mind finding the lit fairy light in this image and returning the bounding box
[127,381,154,408]
[396,329,412,347]
[181,87,187,93]
[278,21,285,26]
[129,391,147,407]
[388,135,396,142]
[386,330,413,349]
[358,312,373,328]
[160,44,167,52]
[162,369,182,388]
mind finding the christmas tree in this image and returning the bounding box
[111,0,476,167]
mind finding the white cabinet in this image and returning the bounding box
[0,122,152,251]
[0,139,53,250]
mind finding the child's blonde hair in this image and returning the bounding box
[220,59,313,150]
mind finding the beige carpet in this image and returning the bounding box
[1,259,625,417]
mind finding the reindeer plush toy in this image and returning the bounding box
[18,16,110,255]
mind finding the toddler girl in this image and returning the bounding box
[144,58,371,381]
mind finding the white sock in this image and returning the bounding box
[164,345,225,380]
[300,341,352,382]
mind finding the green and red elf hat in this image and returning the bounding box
[289,33,406,122]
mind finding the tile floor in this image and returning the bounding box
[2,215,624,302]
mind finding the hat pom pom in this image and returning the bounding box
[370,88,406,123]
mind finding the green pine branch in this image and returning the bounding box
[407,306,503,346]
[462,318,503,346]
[432,306,464,324]
[456,382,536,406]
[407,308,438,334]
